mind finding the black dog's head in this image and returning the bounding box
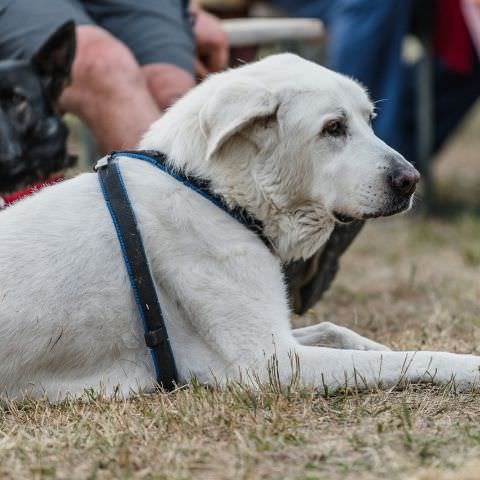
[0,21,76,193]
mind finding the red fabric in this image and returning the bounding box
[434,0,474,74]
[2,176,63,206]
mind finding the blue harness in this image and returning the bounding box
[96,150,270,390]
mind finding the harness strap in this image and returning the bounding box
[102,150,273,250]
[98,156,177,391]
[96,149,272,391]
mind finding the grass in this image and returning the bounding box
[2,108,480,479]
[1,380,480,479]
[2,196,477,479]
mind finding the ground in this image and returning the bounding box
[1,105,480,479]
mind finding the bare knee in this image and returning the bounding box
[60,25,148,115]
[143,63,195,111]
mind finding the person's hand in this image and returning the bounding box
[193,8,229,78]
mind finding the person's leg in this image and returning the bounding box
[0,0,162,153]
[59,25,161,153]
[325,0,412,152]
[142,64,195,111]
[83,0,195,112]
[0,0,90,60]
[271,0,412,152]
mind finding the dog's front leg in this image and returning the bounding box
[293,322,390,351]
[180,298,480,392]
[196,321,480,392]
[288,346,480,392]
[168,249,480,392]
[176,287,480,393]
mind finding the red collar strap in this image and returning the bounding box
[1,176,62,208]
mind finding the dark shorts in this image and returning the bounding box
[0,0,194,73]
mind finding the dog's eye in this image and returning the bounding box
[368,112,377,126]
[322,120,346,137]
[2,89,30,122]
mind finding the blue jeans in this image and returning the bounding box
[272,0,480,165]
[271,0,412,155]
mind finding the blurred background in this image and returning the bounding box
[59,0,479,319]
[1,2,480,477]
[1,0,479,308]
[62,0,479,212]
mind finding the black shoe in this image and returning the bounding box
[285,220,365,315]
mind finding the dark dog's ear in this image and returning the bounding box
[32,21,76,101]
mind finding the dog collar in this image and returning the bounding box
[96,150,272,390]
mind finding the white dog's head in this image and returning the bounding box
[141,54,419,262]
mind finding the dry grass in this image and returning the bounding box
[1,382,480,480]
[2,108,480,479]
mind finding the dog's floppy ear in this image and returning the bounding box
[32,21,76,101]
[199,78,279,161]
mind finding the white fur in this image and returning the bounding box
[0,54,479,400]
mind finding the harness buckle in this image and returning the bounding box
[144,328,168,348]
[93,155,110,171]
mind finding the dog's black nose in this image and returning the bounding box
[389,167,420,197]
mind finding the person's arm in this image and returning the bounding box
[189,1,229,78]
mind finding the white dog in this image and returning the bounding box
[0,54,479,400]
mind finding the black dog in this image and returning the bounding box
[0,21,76,193]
